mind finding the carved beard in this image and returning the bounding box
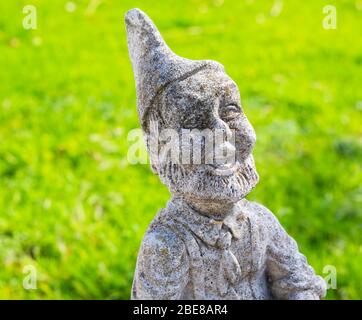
[157,154,259,202]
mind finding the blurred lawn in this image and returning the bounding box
[0,0,361,299]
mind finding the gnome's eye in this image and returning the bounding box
[220,104,241,121]
[182,115,200,129]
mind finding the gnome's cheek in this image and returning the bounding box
[235,136,255,161]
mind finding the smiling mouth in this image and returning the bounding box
[208,161,239,176]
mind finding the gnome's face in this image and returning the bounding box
[153,69,259,203]
[125,8,258,203]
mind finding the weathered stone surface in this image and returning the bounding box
[125,8,326,300]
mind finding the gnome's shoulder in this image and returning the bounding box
[142,206,186,256]
[135,207,189,294]
[240,199,282,231]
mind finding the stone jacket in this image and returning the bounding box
[132,197,326,300]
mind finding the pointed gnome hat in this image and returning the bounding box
[125,8,225,131]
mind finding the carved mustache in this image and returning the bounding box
[157,152,259,200]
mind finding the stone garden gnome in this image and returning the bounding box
[125,8,326,300]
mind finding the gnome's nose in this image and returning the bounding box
[236,118,256,162]
[211,119,236,165]
[213,118,233,140]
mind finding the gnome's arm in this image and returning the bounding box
[131,226,189,300]
[258,204,327,300]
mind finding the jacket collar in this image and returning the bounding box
[167,196,249,247]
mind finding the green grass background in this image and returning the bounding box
[0,0,361,299]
